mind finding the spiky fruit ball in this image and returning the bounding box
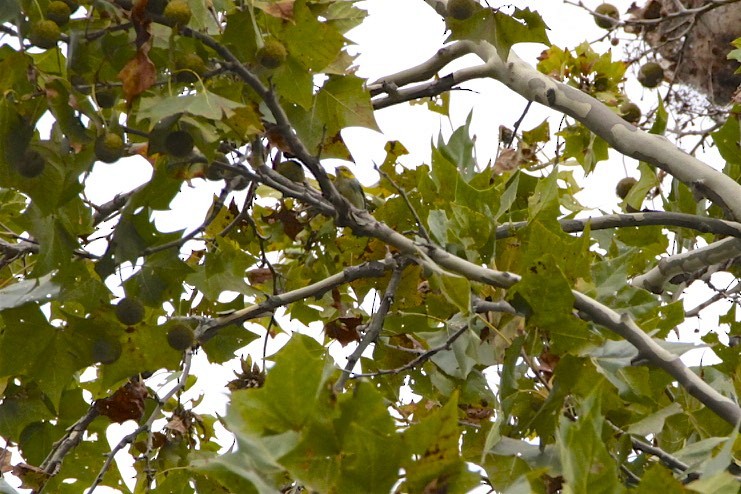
[619,102,641,124]
[256,38,287,69]
[637,62,664,88]
[205,154,227,181]
[60,0,80,13]
[95,88,119,109]
[230,175,250,191]
[164,130,194,157]
[16,149,46,178]
[29,20,61,49]
[115,297,145,326]
[276,160,305,182]
[94,132,125,163]
[92,339,122,364]
[616,177,638,199]
[47,1,71,26]
[447,0,475,20]
[167,324,195,351]
[594,3,619,29]
[175,53,207,83]
[163,0,192,27]
[145,0,167,14]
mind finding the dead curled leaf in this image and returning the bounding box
[95,379,148,424]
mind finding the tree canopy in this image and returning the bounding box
[0,0,740,493]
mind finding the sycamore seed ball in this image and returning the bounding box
[230,175,250,191]
[94,132,125,163]
[164,130,194,157]
[47,1,72,26]
[447,0,475,20]
[175,53,207,83]
[594,3,619,29]
[60,0,80,13]
[95,88,119,109]
[167,324,195,351]
[276,160,305,182]
[92,339,122,365]
[616,177,638,199]
[256,38,287,69]
[163,0,192,27]
[206,154,227,181]
[146,0,167,14]
[16,149,46,178]
[637,62,664,88]
[619,102,641,124]
[115,297,145,326]
[29,20,61,49]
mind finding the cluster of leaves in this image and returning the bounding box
[0,0,739,493]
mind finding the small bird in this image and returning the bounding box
[332,166,365,209]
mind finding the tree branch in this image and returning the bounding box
[632,237,741,293]
[335,260,407,391]
[495,212,741,240]
[86,352,193,494]
[368,41,476,94]
[350,322,469,378]
[36,407,100,482]
[374,41,741,221]
[196,259,397,342]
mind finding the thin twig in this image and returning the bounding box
[335,259,406,391]
[350,323,469,378]
[197,259,397,341]
[34,407,100,487]
[86,352,193,494]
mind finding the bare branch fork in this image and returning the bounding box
[335,260,408,391]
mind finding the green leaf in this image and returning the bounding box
[508,254,594,353]
[711,114,741,173]
[627,402,684,435]
[633,464,685,493]
[437,111,477,179]
[430,272,471,315]
[491,8,551,60]
[0,0,20,23]
[279,0,345,72]
[402,392,481,493]
[229,334,331,433]
[686,472,741,494]
[329,382,402,491]
[447,8,550,61]
[0,305,87,408]
[0,274,60,311]
[0,381,54,441]
[137,92,243,124]
[649,95,668,135]
[558,391,624,494]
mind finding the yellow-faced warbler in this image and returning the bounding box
[332,166,365,209]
